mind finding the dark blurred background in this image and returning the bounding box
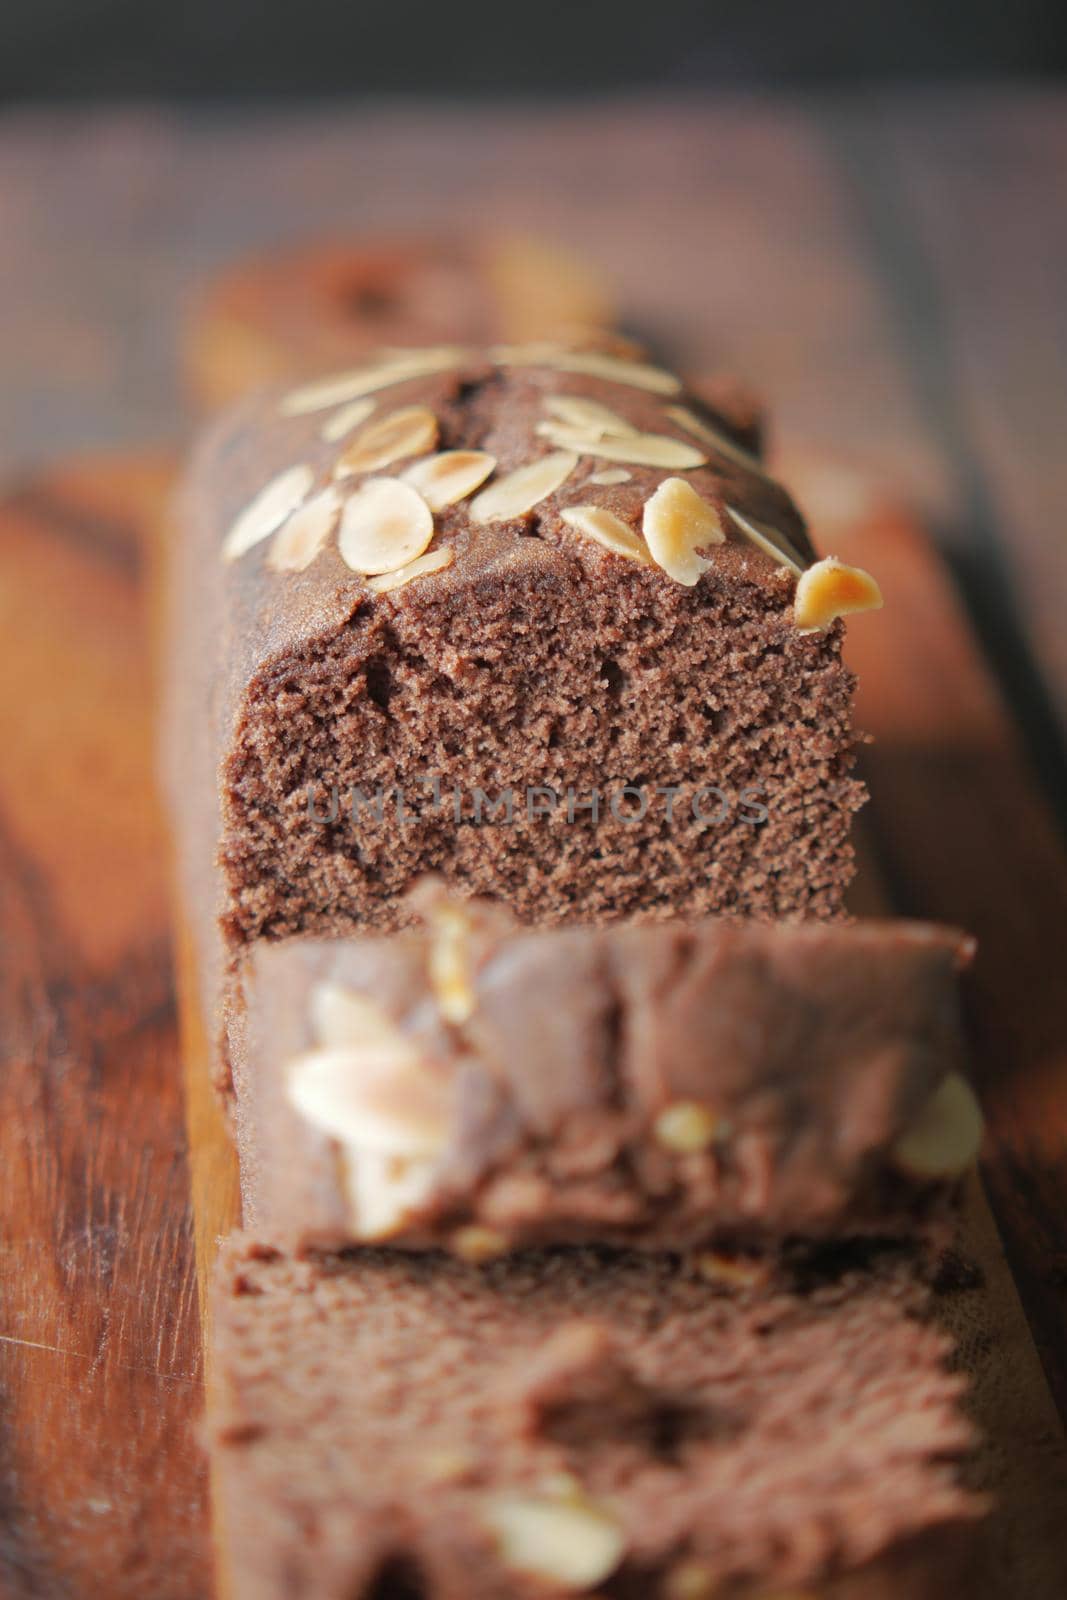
[3,0,1065,99]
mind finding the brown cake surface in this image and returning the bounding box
[161,342,869,1086]
[235,892,980,1255]
[212,1237,981,1600]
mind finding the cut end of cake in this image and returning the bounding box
[211,1239,982,1600]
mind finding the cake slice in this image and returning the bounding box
[210,1237,982,1599]
[160,341,877,1092]
[232,890,981,1255]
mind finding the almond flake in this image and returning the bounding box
[287,1044,451,1157]
[587,468,631,485]
[664,1562,719,1600]
[367,546,454,593]
[666,404,766,475]
[694,1252,769,1291]
[402,450,497,510]
[266,486,342,571]
[792,554,883,632]
[451,1225,509,1263]
[345,1149,437,1241]
[558,349,682,395]
[426,902,476,1022]
[892,1073,983,1180]
[471,451,578,522]
[642,478,724,585]
[320,397,376,443]
[279,347,467,416]
[310,982,402,1050]
[561,505,650,564]
[338,477,434,574]
[221,463,314,562]
[537,421,706,470]
[726,505,807,576]
[486,1490,624,1588]
[334,405,439,478]
[490,343,680,394]
[291,983,455,1240]
[653,1099,723,1152]
[543,394,637,437]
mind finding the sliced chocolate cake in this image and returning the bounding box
[211,1238,982,1600]
[233,889,981,1255]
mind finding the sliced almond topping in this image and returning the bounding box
[491,342,681,395]
[421,1448,477,1485]
[892,1074,984,1180]
[666,404,766,475]
[319,396,376,443]
[694,1251,770,1291]
[537,421,706,470]
[642,478,725,585]
[543,394,638,437]
[279,347,467,416]
[288,1043,451,1156]
[653,1100,723,1153]
[664,1561,719,1600]
[402,449,497,510]
[266,486,341,571]
[561,505,650,564]
[367,546,453,594]
[489,341,569,369]
[587,468,632,486]
[725,504,807,576]
[288,1036,451,1241]
[337,477,434,575]
[426,902,476,1022]
[221,463,314,562]
[485,1490,625,1588]
[792,554,883,632]
[293,984,452,1238]
[470,451,578,522]
[334,405,439,478]
[451,1225,510,1264]
[345,1149,437,1242]
[557,349,682,395]
[310,982,402,1050]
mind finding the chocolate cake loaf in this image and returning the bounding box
[161,340,881,1088]
[234,888,982,1254]
[211,1237,981,1600]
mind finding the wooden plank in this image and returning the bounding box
[2,449,1065,1595]
[884,93,1067,739]
[789,448,1067,1422]
[820,91,1067,822]
[0,458,211,1599]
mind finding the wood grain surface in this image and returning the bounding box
[2,94,1067,1586]
[3,449,1065,1595]
[789,453,1067,1421]
[0,459,210,1598]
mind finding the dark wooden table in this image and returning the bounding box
[1,91,1066,1597]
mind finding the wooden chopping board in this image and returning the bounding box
[1,453,1066,1598]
